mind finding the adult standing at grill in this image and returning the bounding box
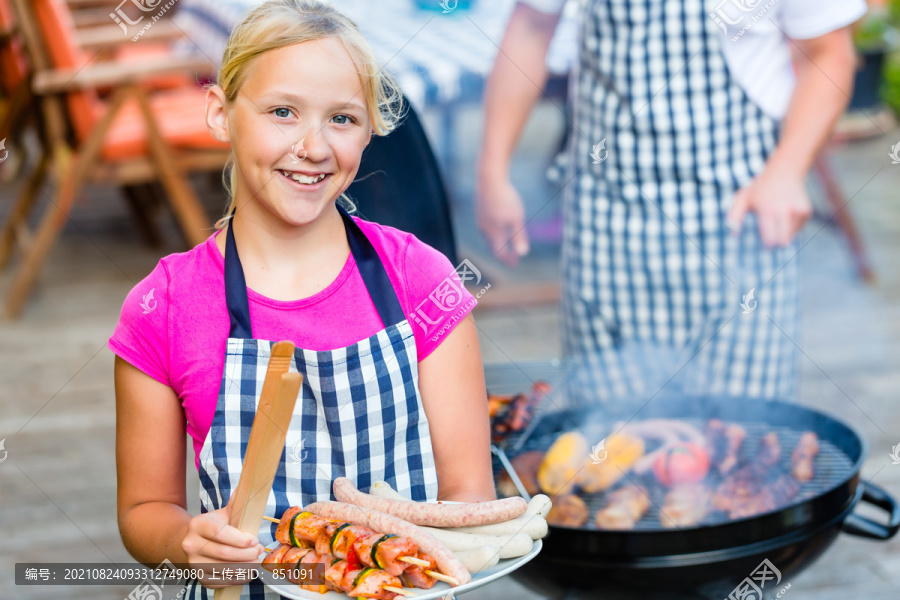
[477,0,864,399]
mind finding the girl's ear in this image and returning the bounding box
[205,85,231,143]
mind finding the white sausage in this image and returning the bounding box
[443,515,548,540]
[419,526,534,559]
[304,501,471,585]
[525,494,553,518]
[453,546,501,573]
[334,477,527,527]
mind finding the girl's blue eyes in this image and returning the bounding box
[271,108,356,125]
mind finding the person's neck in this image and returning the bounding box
[221,198,351,301]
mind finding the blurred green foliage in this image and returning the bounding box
[853,2,900,113]
[854,5,899,51]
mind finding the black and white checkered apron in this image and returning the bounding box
[560,0,799,405]
[185,206,438,600]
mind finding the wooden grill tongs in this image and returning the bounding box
[215,341,301,600]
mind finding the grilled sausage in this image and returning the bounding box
[304,500,471,586]
[333,477,527,527]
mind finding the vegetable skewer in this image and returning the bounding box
[262,543,414,598]
[262,512,459,586]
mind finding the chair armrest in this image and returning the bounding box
[32,55,217,94]
[76,20,185,48]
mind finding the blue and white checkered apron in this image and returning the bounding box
[560,0,799,404]
[185,206,438,600]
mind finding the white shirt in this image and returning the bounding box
[517,0,867,119]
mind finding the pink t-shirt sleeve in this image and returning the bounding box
[108,262,170,386]
[400,234,477,360]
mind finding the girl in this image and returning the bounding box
[109,1,494,597]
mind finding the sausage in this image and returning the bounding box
[443,515,547,540]
[525,494,553,518]
[418,527,533,559]
[453,546,500,573]
[370,483,551,539]
[304,500,471,586]
[333,477,527,527]
[370,481,411,501]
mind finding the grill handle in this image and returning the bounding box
[842,481,900,540]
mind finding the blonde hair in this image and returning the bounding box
[213,0,404,229]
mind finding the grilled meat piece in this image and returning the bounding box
[711,464,765,513]
[791,431,819,482]
[594,485,651,530]
[331,524,374,560]
[757,432,781,467]
[400,552,438,589]
[546,494,589,527]
[349,568,403,599]
[497,450,544,498]
[725,475,800,519]
[352,533,418,576]
[705,419,746,475]
[316,521,341,556]
[660,484,711,528]
[490,381,549,442]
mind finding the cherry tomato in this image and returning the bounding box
[653,442,710,486]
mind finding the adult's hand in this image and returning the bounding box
[726,162,812,247]
[476,175,530,267]
[181,504,265,589]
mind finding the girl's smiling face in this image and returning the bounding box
[207,37,372,227]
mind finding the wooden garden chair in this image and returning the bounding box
[0,0,32,180]
[1,0,230,318]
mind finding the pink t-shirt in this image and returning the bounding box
[108,217,475,468]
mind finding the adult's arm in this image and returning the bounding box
[417,314,495,502]
[476,3,562,265]
[727,27,857,247]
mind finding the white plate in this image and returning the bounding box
[260,539,542,599]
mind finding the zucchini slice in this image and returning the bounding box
[330,522,351,554]
[370,534,397,569]
[352,567,375,589]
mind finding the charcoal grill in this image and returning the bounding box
[485,363,900,597]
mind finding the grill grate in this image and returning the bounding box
[494,419,854,530]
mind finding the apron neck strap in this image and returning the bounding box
[224,204,406,339]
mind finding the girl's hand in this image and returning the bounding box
[726,162,812,248]
[181,505,265,589]
[476,174,530,267]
